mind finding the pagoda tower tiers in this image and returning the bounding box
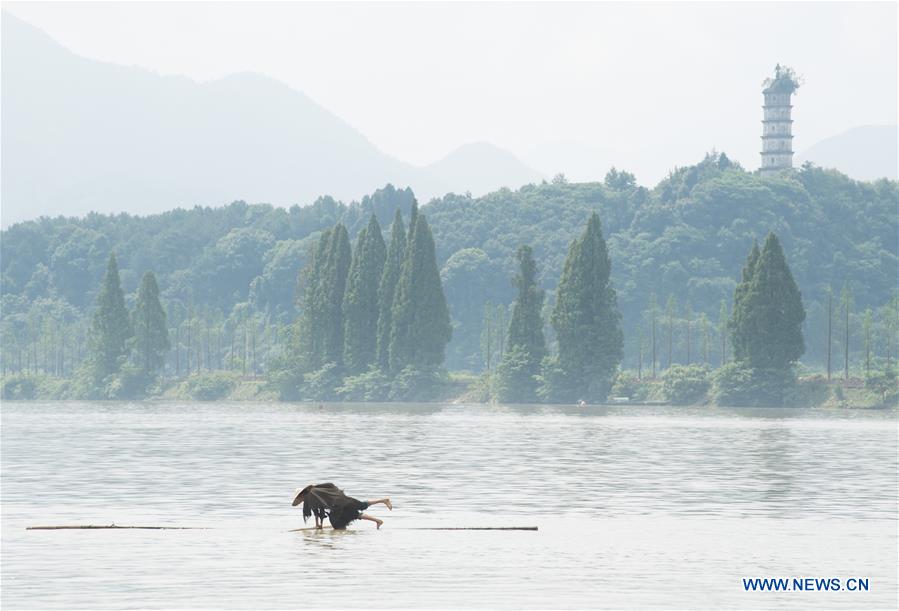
[760,64,799,175]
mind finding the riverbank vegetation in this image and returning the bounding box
[2,158,897,407]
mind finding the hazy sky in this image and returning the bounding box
[4,1,897,184]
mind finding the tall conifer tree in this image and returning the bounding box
[319,224,352,367]
[376,210,406,370]
[388,213,451,372]
[730,239,760,362]
[343,215,387,373]
[496,245,546,403]
[89,252,133,379]
[730,232,805,370]
[408,198,419,242]
[506,245,546,360]
[549,213,623,402]
[132,271,169,374]
[297,228,333,369]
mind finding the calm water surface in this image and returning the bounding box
[2,401,897,609]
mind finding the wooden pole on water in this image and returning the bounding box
[289,526,538,532]
[407,527,538,531]
[27,525,205,530]
[30,524,538,532]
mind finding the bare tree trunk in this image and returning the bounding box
[60,334,65,377]
[720,331,726,367]
[666,321,672,370]
[484,307,492,371]
[703,324,710,365]
[826,292,832,382]
[843,298,849,381]
[145,305,151,374]
[187,313,192,377]
[865,323,870,378]
[685,317,692,365]
[637,335,643,381]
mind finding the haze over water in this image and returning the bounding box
[2,402,897,609]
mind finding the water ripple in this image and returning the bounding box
[2,402,896,609]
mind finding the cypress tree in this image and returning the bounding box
[297,229,333,369]
[730,239,760,362]
[730,232,805,370]
[132,271,170,374]
[408,198,419,242]
[549,212,623,402]
[388,213,452,372]
[496,245,546,402]
[343,215,387,374]
[319,224,352,367]
[376,210,406,370]
[506,245,545,360]
[89,252,133,380]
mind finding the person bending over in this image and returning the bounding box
[292,483,392,530]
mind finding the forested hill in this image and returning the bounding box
[2,155,897,371]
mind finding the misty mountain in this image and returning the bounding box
[423,142,543,196]
[797,125,898,181]
[0,13,542,226]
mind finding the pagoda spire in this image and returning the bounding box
[760,64,800,175]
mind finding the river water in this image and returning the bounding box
[1,401,896,609]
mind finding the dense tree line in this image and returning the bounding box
[2,157,897,391]
[71,253,171,398]
[3,217,894,406]
[271,207,452,401]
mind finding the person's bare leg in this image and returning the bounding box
[367,498,393,510]
[359,513,384,529]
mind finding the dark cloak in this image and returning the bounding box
[294,483,368,529]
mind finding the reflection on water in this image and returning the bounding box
[2,402,897,609]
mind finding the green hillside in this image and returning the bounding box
[2,155,896,376]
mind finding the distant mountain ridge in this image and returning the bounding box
[0,12,543,226]
[423,142,544,197]
[797,125,897,181]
